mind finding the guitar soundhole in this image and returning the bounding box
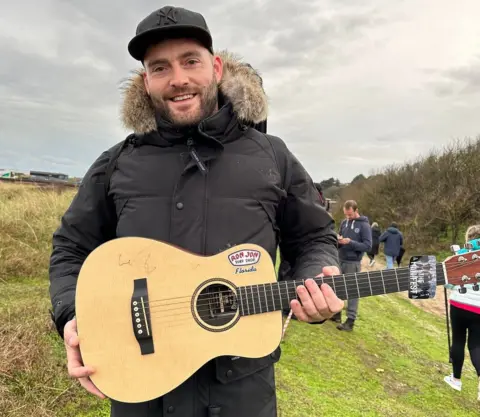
[194,282,239,329]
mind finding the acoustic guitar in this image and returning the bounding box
[75,237,480,403]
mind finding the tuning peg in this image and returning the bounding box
[459,287,467,294]
[473,284,479,292]
[451,244,461,254]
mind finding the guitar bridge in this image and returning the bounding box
[131,278,154,355]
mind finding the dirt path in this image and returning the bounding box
[360,257,449,318]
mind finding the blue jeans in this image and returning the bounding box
[386,255,394,269]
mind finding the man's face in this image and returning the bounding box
[343,207,359,220]
[143,38,223,127]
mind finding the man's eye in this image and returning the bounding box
[187,59,198,65]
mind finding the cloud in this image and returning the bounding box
[428,57,480,97]
[1,0,480,184]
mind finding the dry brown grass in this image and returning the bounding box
[0,183,109,416]
[0,300,59,416]
[0,182,76,281]
[0,280,109,417]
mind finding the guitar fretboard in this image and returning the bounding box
[237,263,445,316]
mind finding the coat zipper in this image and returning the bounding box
[187,138,208,175]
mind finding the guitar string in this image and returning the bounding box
[119,262,478,323]
[143,271,439,316]
[146,285,414,325]
[147,286,407,321]
[142,272,469,313]
[142,277,475,318]
[143,272,415,312]
[145,274,458,312]
[139,266,437,307]
[143,284,411,324]
[140,265,456,310]
[139,258,478,308]
[136,259,477,322]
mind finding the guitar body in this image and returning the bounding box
[76,237,282,403]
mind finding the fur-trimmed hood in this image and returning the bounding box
[120,51,268,134]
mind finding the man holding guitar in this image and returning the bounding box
[49,6,343,417]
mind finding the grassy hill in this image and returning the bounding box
[1,183,479,416]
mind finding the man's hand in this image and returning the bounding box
[64,318,106,399]
[290,266,344,323]
[338,237,351,245]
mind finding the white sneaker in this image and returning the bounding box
[444,374,462,391]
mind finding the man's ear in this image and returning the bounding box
[143,71,150,95]
[212,54,223,83]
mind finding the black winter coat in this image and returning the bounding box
[49,52,338,417]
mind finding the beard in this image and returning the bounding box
[150,75,219,128]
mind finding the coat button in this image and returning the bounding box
[226,369,233,378]
[167,405,175,413]
[176,202,184,210]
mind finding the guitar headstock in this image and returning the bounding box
[444,249,480,293]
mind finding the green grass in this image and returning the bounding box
[2,278,479,416]
[1,184,479,416]
[0,278,111,417]
[277,293,479,416]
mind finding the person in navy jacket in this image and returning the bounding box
[379,222,404,269]
[334,200,372,331]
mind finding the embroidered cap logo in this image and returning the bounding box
[157,7,178,26]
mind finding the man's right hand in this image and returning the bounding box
[64,318,106,399]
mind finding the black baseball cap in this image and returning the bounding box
[128,6,214,61]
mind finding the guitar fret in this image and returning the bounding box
[367,271,373,295]
[256,285,262,313]
[278,284,283,310]
[355,273,360,298]
[342,274,349,299]
[331,276,337,294]
[380,270,387,295]
[239,287,245,315]
[285,281,289,305]
[251,286,256,314]
[394,269,400,292]
[271,283,276,310]
[442,262,448,286]
[263,284,269,312]
[246,286,250,315]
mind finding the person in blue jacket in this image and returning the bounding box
[334,200,372,331]
[379,222,404,269]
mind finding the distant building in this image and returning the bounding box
[0,169,15,178]
[29,170,69,181]
[0,169,28,179]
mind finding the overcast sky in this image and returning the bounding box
[1,0,480,183]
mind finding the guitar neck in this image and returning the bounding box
[237,263,446,317]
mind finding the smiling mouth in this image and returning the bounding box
[170,94,197,102]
